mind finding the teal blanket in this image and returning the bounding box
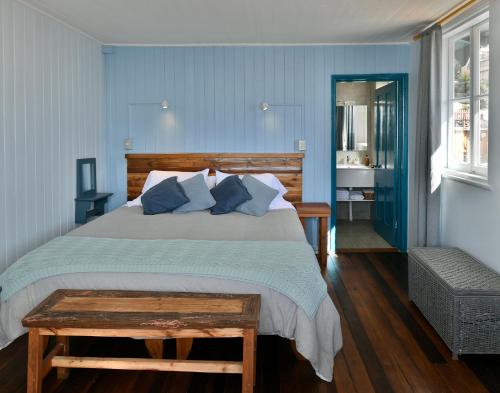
[0,236,326,319]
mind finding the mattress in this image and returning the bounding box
[68,206,306,241]
[0,207,342,381]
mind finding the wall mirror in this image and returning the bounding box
[336,105,368,151]
[76,158,96,197]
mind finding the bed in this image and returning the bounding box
[0,153,342,381]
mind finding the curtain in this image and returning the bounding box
[415,26,443,247]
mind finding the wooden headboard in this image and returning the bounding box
[126,153,304,203]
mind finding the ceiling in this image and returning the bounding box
[23,0,461,44]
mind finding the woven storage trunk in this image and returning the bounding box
[409,248,500,358]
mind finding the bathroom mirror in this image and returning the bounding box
[336,105,368,151]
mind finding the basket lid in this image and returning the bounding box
[410,248,500,295]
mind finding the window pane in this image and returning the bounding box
[478,98,488,165]
[454,35,471,99]
[452,101,471,164]
[479,28,489,95]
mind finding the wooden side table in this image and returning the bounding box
[75,192,113,224]
[295,202,331,270]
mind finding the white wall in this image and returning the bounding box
[0,0,105,273]
[440,0,500,273]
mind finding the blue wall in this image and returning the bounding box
[104,45,411,211]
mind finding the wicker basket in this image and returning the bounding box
[409,248,500,358]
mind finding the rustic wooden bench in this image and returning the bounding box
[22,289,261,393]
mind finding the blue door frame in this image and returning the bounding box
[330,73,409,252]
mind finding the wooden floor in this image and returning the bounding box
[1,252,499,393]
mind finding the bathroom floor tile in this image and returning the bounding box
[336,220,393,249]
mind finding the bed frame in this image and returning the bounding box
[125,153,307,361]
[125,153,304,203]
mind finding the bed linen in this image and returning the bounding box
[1,237,326,318]
[68,207,305,241]
[0,207,342,381]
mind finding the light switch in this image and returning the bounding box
[296,139,306,152]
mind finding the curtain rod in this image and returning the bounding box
[413,0,478,40]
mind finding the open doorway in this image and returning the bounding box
[331,74,408,252]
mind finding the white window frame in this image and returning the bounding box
[444,12,489,179]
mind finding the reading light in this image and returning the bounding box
[161,99,169,110]
[260,102,270,111]
[124,137,133,150]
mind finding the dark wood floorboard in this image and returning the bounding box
[0,252,498,392]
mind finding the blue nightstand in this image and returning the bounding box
[75,192,113,224]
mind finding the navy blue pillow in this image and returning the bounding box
[141,176,190,215]
[210,175,252,215]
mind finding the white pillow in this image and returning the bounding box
[215,170,292,210]
[215,171,287,194]
[127,169,209,207]
[142,169,209,193]
[206,175,216,189]
[269,197,295,210]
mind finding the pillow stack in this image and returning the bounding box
[141,174,216,215]
[208,174,280,216]
[215,171,291,210]
[138,169,288,217]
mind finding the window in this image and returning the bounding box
[446,17,489,177]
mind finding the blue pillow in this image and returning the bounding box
[210,175,252,215]
[141,176,190,215]
[174,174,216,213]
[236,175,279,217]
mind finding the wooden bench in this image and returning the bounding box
[22,289,261,393]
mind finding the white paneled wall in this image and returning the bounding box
[0,0,105,272]
[441,1,500,273]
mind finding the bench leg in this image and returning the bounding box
[176,338,193,360]
[144,339,164,359]
[94,199,106,216]
[242,329,256,393]
[27,328,43,393]
[56,336,70,379]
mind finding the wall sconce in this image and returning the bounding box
[259,102,270,111]
[124,137,133,150]
[161,99,169,110]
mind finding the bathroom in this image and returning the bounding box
[335,80,398,251]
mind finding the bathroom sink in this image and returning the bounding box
[337,166,375,187]
[337,164,372,169]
